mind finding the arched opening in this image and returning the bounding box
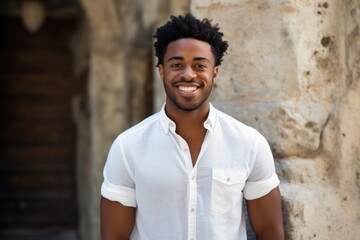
[0,1,86,239]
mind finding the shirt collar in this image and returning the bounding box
[204,103,216,132]
[159,103,217,134]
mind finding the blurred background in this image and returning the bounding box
[0,1,84,239]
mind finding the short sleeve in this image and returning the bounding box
[243,132,280,200]
[101,136,137,207]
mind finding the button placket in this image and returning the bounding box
[178,138,192,169]
[188,169,197,240]
[169,122,202,240]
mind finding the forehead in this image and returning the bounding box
[164,38,214,62]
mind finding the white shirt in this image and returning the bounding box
[101,104,280,240]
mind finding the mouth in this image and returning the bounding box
[174,80,202,94]
[177,85,199,93]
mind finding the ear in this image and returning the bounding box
[158,64,164,80]
[212,66,219,82]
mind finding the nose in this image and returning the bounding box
[180,66,197,80]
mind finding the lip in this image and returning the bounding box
[175,83,200,97]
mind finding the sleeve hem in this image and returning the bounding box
[243,174,280,200]
[101,181,137,207]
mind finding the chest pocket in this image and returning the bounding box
[211,168,246,214]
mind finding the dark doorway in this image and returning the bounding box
[0,15,81,239]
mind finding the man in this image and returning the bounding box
[101,13,284,240]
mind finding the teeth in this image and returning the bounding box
[178,86,197,92]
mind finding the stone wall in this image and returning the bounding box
[192,0,360,239]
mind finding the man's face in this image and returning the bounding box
[158,38,218,112]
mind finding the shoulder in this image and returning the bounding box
[213,107,271,154]
[215,107,263,139]
[118,112,161,141]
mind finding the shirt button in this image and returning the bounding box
[183,148,188,152]
[227,177,231,182]
[192,176,196,180]
[191,208,195,212]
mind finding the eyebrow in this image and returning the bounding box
[167,56,211,63]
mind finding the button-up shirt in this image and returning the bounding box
[101,103,280,240]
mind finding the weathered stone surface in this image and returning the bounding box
[193,0,360,239]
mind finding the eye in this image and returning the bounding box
[170,63,182,69]
[194,64,207,69]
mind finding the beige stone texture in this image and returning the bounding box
[192,0,360,239]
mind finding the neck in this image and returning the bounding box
[165,99,210,166]
[165,99,210,133]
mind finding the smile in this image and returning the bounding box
[178,85,198,92]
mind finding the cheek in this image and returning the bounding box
[204,72,216,81]
[164,71,178,81]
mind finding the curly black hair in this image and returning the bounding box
[153,13,228,67]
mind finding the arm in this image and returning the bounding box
[100,197,136,240]
[246,187,284,240]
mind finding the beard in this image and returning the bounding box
[163,78,213,112]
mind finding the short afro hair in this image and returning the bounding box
[153,13,228,67]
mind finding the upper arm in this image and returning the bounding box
[246,187,284,240]
[101,136,137,240]
[100,196,136,240]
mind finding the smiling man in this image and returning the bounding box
[100,14,284,240]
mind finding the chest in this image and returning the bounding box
[132,137,251,187]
